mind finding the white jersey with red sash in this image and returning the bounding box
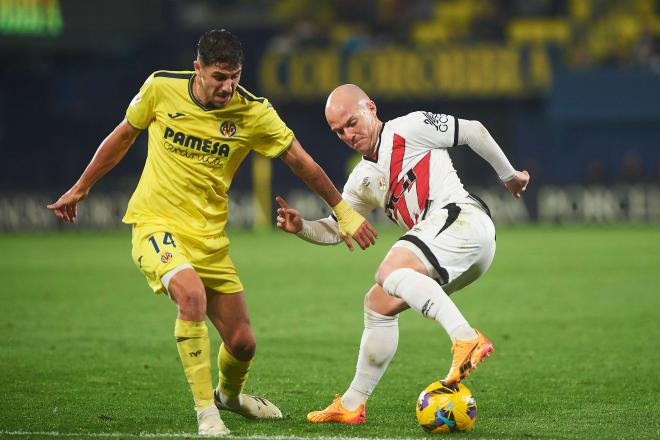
[342,111,469,230]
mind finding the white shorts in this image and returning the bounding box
[392,195,496,294]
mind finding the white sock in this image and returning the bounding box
[382,268,476,342]
[450,324,478,342]
[341,307,399,411]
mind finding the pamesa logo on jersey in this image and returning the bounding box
[163,127,231,157]
[220,121,237,138]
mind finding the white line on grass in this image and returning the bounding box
[0,433,426,440]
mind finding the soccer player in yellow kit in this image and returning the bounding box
[47,29,377,437]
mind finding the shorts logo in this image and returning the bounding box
[160,251,173,263]
[220,121,237,138]
[362,177,370,187]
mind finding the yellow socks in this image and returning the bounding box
[174,321,252,408]
[217,343,252,399]
[174,319,214,410]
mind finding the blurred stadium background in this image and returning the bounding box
[2,0,660,230]
[2,2,660,438]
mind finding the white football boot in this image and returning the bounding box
[196,407,230,437]
[214,389,283,419]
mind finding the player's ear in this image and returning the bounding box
[193,59,201,74]
[368,100,377,115]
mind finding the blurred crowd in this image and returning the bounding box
[2,0,659,192]
[586,151,660,185]
[185,0,660,73]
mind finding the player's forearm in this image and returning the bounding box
[297,162,342,207]
[73,122,137,193]
[282,141,342,207]
[296,218,342,245]
[458,119,516,182]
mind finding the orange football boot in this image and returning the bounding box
[443,329,494,384]
[307,395,366,424]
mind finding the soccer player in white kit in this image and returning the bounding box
[276,84,530,424]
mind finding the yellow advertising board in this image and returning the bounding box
[259,45,551,101]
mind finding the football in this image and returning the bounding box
[416,381,477,433]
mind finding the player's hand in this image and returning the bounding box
[47,186,89,223]
[275,196,303,234]
[332,200,378,251]
[339,220,379,252]
[504,170,530,198]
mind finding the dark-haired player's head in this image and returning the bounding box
[193,29,244,108]
[197,29,244,69]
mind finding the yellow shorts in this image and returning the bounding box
[130,224,244,295]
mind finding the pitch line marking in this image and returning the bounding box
[0,433,429,440]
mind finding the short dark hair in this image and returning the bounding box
[197,29,244,68]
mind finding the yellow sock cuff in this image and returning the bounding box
[218,343,252,398]
[175,319,208,338]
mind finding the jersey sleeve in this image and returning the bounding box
[252,101,295,157]
[297,217,342,245]
[341,166,380,217]
[125,73,157,130]
[403,111,459,150]
[458,118,516,181]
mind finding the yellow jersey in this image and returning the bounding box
[122,70,294,240]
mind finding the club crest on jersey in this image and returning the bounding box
[160,252,173,264]
[378,176,388,191]
[220,121,237,138]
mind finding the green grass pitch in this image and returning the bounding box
[1,225,659,439]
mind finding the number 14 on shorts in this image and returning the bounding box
[148,232,177,253]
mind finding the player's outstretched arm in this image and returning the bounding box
[47,118,141,222]
[275,195,352,248]
[458,119,530,198]
[279,139,377,251]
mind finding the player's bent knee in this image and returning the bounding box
[381,267,417,298]
[365,286,407,316]
[375,261,397,286]
[376,260,413,287]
